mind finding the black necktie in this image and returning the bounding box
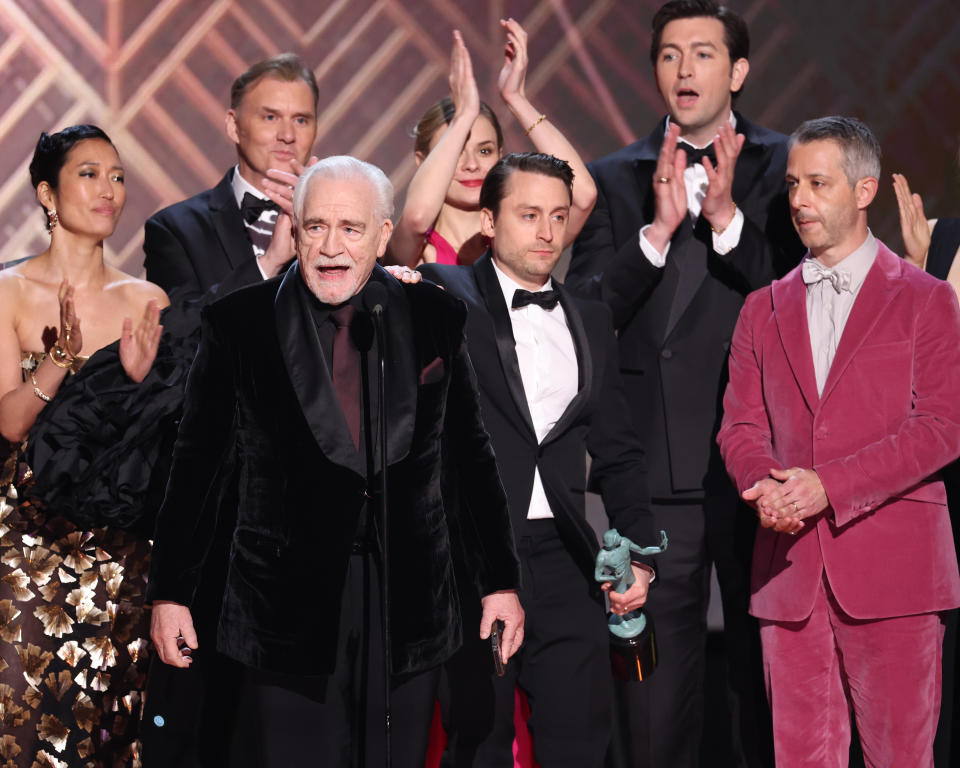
[240,192,280,224]
[683,145,716,168]
[512,288,561,310]
[330,306,361,450]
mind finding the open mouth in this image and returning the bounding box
[318,265,350,278]
[675,88,699,107]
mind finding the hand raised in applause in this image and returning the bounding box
[119,299,163,383]
[57,280,82,356]
[450,30,481,124]
[497,17,529,108]
[700,122,745,233]
[892,173,931,268]
[258,155,320,277]
[644,123,688,255]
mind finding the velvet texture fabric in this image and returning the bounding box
[719,242,960,623]
[761,578,943,768]
[147,264,520,677]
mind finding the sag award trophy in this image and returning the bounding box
[595,528,668,681]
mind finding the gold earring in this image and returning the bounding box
[47,209,59,231]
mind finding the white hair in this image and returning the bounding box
[292,155,394,223]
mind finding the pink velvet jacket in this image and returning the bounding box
[718,241,960,622]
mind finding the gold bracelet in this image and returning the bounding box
[524,113,547,136]
[30,371,51,403]
[50,344,73,368]
[710,202,738,234]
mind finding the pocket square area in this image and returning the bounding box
[419,356,445,385]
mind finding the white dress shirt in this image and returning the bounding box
[805,231,878,395]
[639,112,745,266]
[493,262,579,520]
[231,165,277,280]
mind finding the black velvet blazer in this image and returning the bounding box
[147,264,520,676]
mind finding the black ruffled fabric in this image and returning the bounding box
[26,296,201,535]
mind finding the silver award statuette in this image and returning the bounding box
[594,529,668,682]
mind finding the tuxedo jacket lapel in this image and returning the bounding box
[474,254,537,439]
[772,268,820,413]
[210,171,254,271]
[274,263,364,477]
[542,287,592,446]
[819,245,904,406]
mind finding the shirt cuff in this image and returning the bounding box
[711,207,745,255]
[632,561,655,583]
[639,225,668,267]
[255,256,270,281]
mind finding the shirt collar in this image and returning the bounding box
[808,230,878,295]
[491,259,554,310]
[231,164,269,208]
[665,111,737,150]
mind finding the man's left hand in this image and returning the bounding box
[383,265,422,284]
[605,564,652,615]
[700,123,745,233]
[479,589,525,663]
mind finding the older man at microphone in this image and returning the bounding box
[147,155,524,768]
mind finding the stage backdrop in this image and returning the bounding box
[0,0,958,273]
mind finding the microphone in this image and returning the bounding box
[362,282,388,318]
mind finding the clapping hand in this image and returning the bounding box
[119,299,162,383]
[700,122,745,233]
[892,173,931,267]
[497,18,529,106]
[450,30,480,123]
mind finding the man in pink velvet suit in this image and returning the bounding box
[717,115,960,767]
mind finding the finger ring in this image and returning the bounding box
[793,501,799,513]
[788,531,797,536]
[657,176,670,184]
[63,322,72,332]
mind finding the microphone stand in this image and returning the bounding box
[368,293,390,768]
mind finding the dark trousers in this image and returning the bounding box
[619,499,772,768]
[441,520,612,768]
[230,552,439,768]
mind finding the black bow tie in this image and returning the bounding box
[512,288,561,310]
[682,144,716,168]
[240,192,280,224]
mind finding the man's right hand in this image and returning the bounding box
[644,123,688,255]
[479,590,525,663]
[150,601,198,668]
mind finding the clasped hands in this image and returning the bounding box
[742,467,829,535]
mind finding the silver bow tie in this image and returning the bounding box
[801,259,852,293]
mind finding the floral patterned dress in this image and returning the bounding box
[0,354,151,768]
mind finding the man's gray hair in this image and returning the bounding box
[293,155,394,223]
[788,116,882,185]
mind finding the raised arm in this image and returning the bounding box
[388,31,481,267]
[498,17,596,245]
[0,279,78,442]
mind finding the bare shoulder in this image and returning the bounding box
[105,267,170,309]
[0,264,30,316]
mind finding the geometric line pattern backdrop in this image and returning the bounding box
[1,0,959,275]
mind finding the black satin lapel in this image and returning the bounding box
[542,288,592,446]
[274,263,364,476]
[474,255,536,438]
[210,177,254,270]
[372,266,416,466]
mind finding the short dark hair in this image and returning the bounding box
[412,96,504,156]
[29,124,114,230]
[649,0,750,65]
[230,53,319,112]
[789,116,882,185]
[479,153,574,218]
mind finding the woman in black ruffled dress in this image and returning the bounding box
[0,125,171,768]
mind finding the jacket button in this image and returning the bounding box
[661,349,673,359]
